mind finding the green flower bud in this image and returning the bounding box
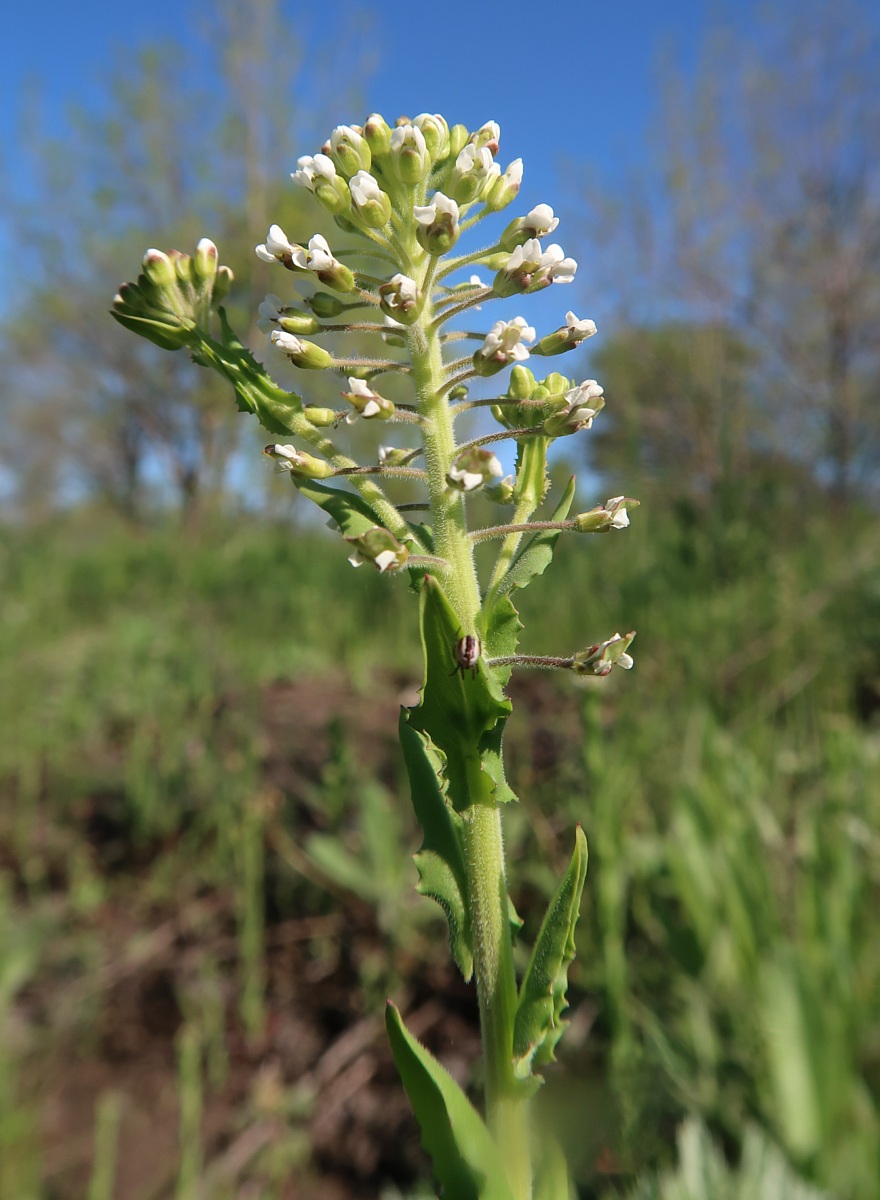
[307,291,345,319]
[484,159,523,213]
[448,124,469,158]
[213,265,233,304]
[484,474,516,504]
[142,249,176,287]
[193,237,218,283]
[329,124,371,177]
[378,445,411,467]
[343,378,395,420]
[364,113,392,159]
[413,112,449,160]
[270,330,333,370]
[303,406,340,427]
[350,170,392,228]
[390,124,430,184]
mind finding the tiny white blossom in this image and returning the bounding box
[270,329,304,355]
[502,158,523,187]
[291,153,337,191]
[540,243,577,284]
[481,317,536,362]
[256,223,296,263]
[413,192,460,226]
[524,204,559,236]
[350,169,383,208]
[390,124,428,157]
[291,233,338,274]
[257,293,285,332]
[565,312,597,339]
[374,550,398,573]
[455,143,500,187]
[605,496,630,529]
[380,273,419,313]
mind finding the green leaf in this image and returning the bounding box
[400,717,474,980]
[386,1003,517,1200]
[293,476,385,538]
[408,575,512,812]
[495,476,576,599]
[513,826,588,1078]
[533,1133,574,1200]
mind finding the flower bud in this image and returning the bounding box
[263,443,333,479]
[350,170,392,227]
[143,248,176,287]
[469,120,500,157]
[448,124,469,157]
[303,406,340,427]
[484,159,523,212]
[364,113,392,159]
[483,474,516,504]
[258,294,321,335]
[213,265,234,304]
[413,112,450,159]
[342,377,395,420]
[390,124,430,184]
[378,273,420,324]
[500,204,560,250]
[270,329,333,370]
[291,154,351,215]
[572,632,636,677]
[291,234,355,292]
[413,192,460,255]
[472,318,535,376]
[378,445,412,467]
[346,527,410,572]
[329,124,371,177]
[573,496,638,532]
[446,447,504,492]
[193,238,218,283]
[532,312,598,357]
[307,291,345,318]
[450,143,500,204]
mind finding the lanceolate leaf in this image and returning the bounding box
[293,477,384,538]
[399,717,474,980]
[407,575,512,813]
[513,826,588,1078]
[495,476,576,599]
[386,1003,517,1200]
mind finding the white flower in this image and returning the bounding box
[471,120,500,154]
[507,238,544,275]
[344,377,393,419]
[350,169,383,208]
[523,204,559,237]
[447,448,504,492]
[270,329,304,355]
[291,233,338,274]
[255,223,297,263]
[390,123,428,157]
[469,274,486,288]
[257,293,285,332]
[605,496,630,529]
[267,443,307,471]
[380,273,419,313]
[455,143,500,186]
[539,243,577,284]
[565,312,597,339]
[481,317,535,362]
[501,158,523,188]
[291,153,337,191]
[374,550,398,573]
[413,192,460,227]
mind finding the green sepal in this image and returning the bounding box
[386,1003,517,1200]
[408,576,511,813]
[513,825,588,1078]
[292,476,385,538]
[399,717,473,980]
[495,476,576,599]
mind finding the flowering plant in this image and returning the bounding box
[113,111,637,1200]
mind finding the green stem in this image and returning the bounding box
[407,236,532,1200]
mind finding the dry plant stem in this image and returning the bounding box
[407,250,531,1200]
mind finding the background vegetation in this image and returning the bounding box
[1,2,878,1197]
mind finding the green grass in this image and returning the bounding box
[0,496,878,1198]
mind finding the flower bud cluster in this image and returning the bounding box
[112,240,232,351]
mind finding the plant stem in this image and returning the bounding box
[406,239,532,1200]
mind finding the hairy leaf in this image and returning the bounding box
[400,718,473,980]
[293,477,385,538]
[513,825,588,1077]
[386,1003,516,1200]
[495,476,576,599]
